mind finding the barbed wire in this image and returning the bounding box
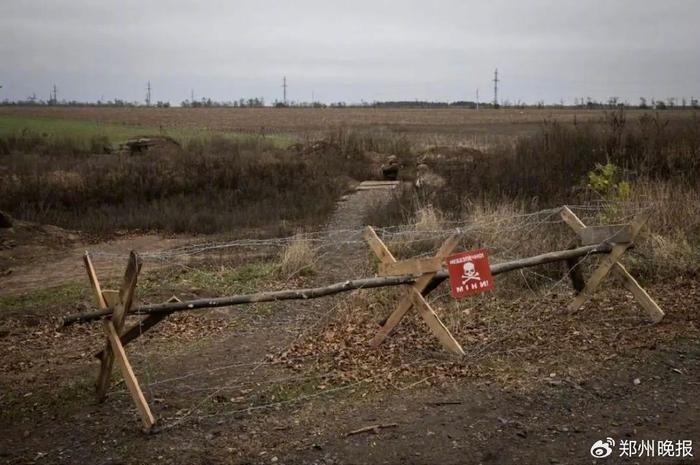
[87,206,595,263]
[85,205,653,274]
[99,202,653,431]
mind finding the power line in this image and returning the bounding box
[493,68,499,107]
[282,76,288,105]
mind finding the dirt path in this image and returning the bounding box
[144,185,398,428]
[0,234,194,297]
[316,187,398,282]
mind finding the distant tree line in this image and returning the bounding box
[270,98,700,109]
[181,97,265,108]
[0,98,170,107]
[1,95,698,110]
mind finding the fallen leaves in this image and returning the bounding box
[275,278,700,394]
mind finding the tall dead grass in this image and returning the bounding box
[278,235,317,278]
[609,181,700,278]
[381,204,446,259]
[424,111,700,216]
[0,132,380,234]
[369,111,700,285]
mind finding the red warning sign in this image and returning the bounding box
[447,249,494,298]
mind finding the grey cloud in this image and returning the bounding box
[0,0,698,104]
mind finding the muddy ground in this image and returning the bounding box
[1,188,698,465]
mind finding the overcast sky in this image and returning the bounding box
[1,0,698,105]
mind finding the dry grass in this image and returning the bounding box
[414,205,443,232]
[420,111,700,215]
[380,203,447,259]
[0,132,378,234]
[606,181,700,279]
[278,235,317,279]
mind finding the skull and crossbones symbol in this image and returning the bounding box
[461,261,480,285]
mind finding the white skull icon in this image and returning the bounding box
[461,261,480,284]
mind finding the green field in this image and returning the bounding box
[0,115,292,148]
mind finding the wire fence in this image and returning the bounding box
[88,203,655,268]
[91,203,652,431]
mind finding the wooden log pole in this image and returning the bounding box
[83,252,107,309]
[63,243,613,326]
[94,296,181,360]
[95,291,120,402]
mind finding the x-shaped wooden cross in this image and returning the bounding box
[84,251,156,431]
[364,226,464,355]
[560,206,664,322]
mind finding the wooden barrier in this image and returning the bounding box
[84,251,155,431]
[559,207,664,322]
[69,206,664,430]
[83,253,183,432]
[65,243,615,326]
[365,226,464,354]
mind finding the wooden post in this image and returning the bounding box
[85,250,159,431]
[83,252,114,402]
[95,290,120,402]
[365,227,464,355]
[103,320,155,431]
[94,251,143,402]
[559,206,664,322]
[113,251,142,332]
[84,252,107,309]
